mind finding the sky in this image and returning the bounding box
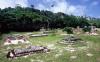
[0,0,100,18]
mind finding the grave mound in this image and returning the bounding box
[4,35,29,45]
[59,35,83,45]
[7,46,50,58]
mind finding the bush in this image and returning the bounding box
[63,27,73,34]
[82,26,91,32]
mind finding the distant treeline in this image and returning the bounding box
[0,6,100,33]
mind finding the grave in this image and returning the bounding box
[28,28,48,37]
[29,34,48,37]
[7,46,50,58]
[90,26,98,35]
[4,35,30,45]
[76,26,82,34]
[59,35,83,45]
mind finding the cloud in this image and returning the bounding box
[67,5,86,16]
[91,1,99,6]
[36,4,49,10]
[83,0,90,2]
[0,0,86,16]
[98,16,100,18]
[49,0,68,13]
[34,0,86,16]
[15,0,28,7]
[0,0,28,9]
[0,0,15,9]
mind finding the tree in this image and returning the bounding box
[63,27,73,34]
[0,6,99,33]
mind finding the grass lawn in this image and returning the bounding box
[0,32,100,62]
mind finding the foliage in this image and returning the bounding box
[82,26,91,32]
[63,27,73,34]
[0,6,100,33]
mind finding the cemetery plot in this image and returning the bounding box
[58,35,86,46]
[0,32,100,62]
[7,46,50,58]
[29,34,48,37]
[4,35,30,45]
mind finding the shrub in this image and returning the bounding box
[63,27,73,34]
[82,26,91,32]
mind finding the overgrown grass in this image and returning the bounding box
[0,32,100,62]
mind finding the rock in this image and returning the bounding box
[65,47,76,52]
[86,53,93,57]
[70,56,77,59]
[47,44,55,49]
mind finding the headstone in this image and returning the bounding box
[76,26,81,34]
[90,26,98,35]
[40,27,45,34]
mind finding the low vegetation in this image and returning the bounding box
[63,27,73,34]
[0,31,100,62]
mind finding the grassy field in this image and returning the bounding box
[0,31,100,62]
